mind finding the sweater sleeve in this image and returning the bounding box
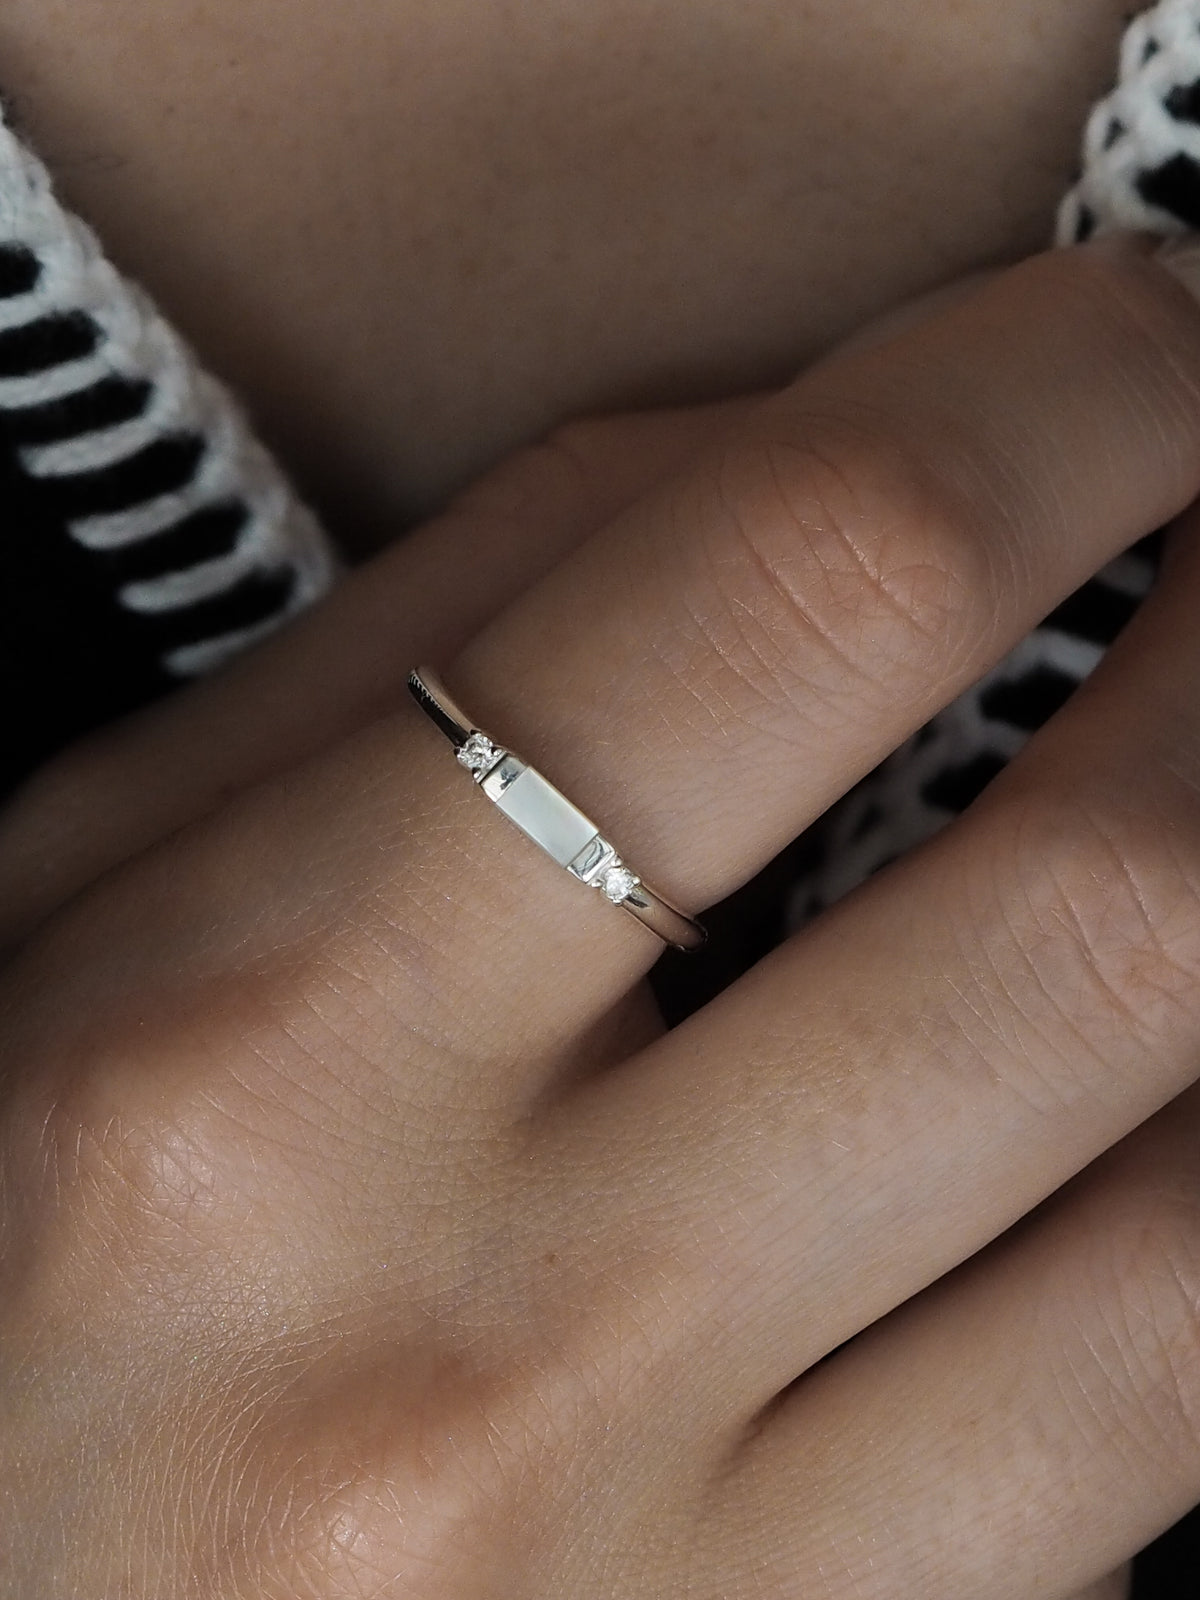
[0,103,338,799]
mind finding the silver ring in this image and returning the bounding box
[408,667,707,952]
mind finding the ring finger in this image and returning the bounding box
[0,397,753,950]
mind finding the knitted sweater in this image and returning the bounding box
[0,113,335,799]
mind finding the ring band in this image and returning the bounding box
[408,667,707,952]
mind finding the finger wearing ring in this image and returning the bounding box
[408,666,707,952]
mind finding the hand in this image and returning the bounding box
[6,236,1200,1597]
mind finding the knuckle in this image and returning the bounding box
[266,1309,697,1600]
[260,1356,552,1600]
[33,1049,238,1284]
[683,419,993,725]
[9,974,284,1296]
[996,783,1200,1090]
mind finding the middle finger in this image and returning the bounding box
[433,234,1200,1049]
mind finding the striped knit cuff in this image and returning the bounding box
[1059,0,1200,244]
[0,104,338,791]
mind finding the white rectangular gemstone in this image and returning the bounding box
[488,766,600,867]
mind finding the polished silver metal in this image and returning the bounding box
[408,666,706,952]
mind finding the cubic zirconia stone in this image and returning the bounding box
[601,865,639,904]
[457,733,500,774]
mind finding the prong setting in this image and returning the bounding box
[457,732,503,777]
[599,865,640,904]
[568,836,640,905]
[410,667,706,951]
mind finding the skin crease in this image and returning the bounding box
[0,0,1131,547]
[0,7,1165,1597]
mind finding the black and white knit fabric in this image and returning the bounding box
[788,0,1200,927]
[0,108,336,801]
